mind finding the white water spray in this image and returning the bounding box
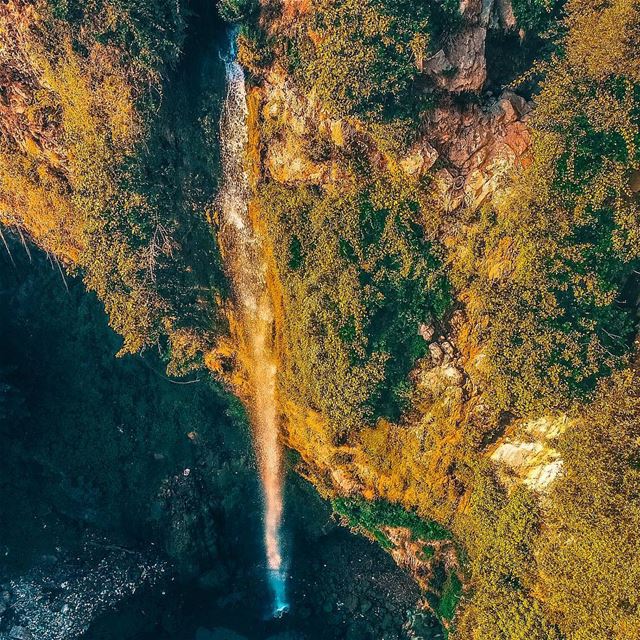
[217,32,289,617]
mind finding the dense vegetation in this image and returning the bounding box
[260,170,450,441]
[0,0,228,369]
[252,0,640,638]
[511,0,564,32]
[279,0,461,126]
[456,0,640,414]
[332,497,450,550]
[2,0,640,639]
[537,370,640,639]
[285,0,430,120]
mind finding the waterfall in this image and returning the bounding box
[217,32,289,617]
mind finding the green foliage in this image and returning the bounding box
[333,497,451,549]
[437,571,462,622]
[237,25,274,75]
[287,0,431,121]
[0,1,228,366]
[455,472,560,640]
[79,68,228,362]
[259,172,451,440]
[454,0,640,414]
[458,198,638,414]
[512,0,563,32]
[42,0,187,72]
[537,370,640,639]
[217,0,258,23]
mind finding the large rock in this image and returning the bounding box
[426,0,518,92]
[266,137,330,184]
[440,26,488,93]
[259,5,531,208]
[490,416,572,493]
[423,90,532,210]
[399,141,439,178]
[460,0,516,27]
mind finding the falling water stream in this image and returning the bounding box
[217,32,289,617]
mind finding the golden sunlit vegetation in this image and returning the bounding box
[0,0,228,366]
[455,478,561,640]
[453,0,640,415]
[284,0,434,120]
[537,370,640,639]
[2,0,640,638]
[266,0,463,129]
[259,167,450,442]
[252,0,640,637]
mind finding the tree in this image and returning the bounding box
[288,0,432,120]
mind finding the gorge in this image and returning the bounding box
[2,0,640,639]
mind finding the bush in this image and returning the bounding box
[333,497,451,548]
[438,571,462,622]
[217,0,258,23]
[287,0,431,120]
[259,172,451,440]
[0,0,226,366]
[455,476,560,640]
[512,0,563,33]
[42,0,187,72]
[537,371,640,639]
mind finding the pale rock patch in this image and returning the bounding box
[490,415,572,493]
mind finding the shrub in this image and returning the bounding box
[333,497,451,548]
[438,571,462,622]
[0,0,225,366]
[537,371,640,639]
[217,0,258,23]
[288,0,431,120]
[512,0,563,33]
[259,172,451,440]
[455,476,560,640]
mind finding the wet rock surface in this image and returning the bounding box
[0,543,165,640]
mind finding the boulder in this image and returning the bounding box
[399,141,439,178]
[418,323,435,342]
[429,343,444,366]
[441,341,455,358]
[442,365,465,387]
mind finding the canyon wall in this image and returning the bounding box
[2,1,640,638]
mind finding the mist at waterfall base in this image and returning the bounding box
[217,29,290,619]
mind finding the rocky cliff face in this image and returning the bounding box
[236,0,549,622]
[4,1,639,638]
[245,0,542,484]
[258,67,531,210]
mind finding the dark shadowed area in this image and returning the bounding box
[0,237,436,639]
